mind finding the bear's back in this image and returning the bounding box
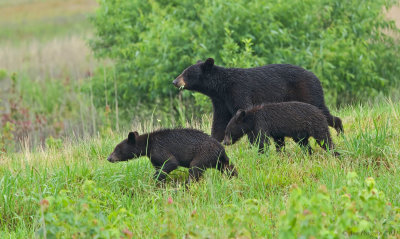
[227,64,315,82]
[148,128,220,149]
[146,128,224,167]
[250,102,328,132]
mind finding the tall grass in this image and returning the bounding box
[0,0,102,152]
[0,36,100,151]
[0,99,399,237]
[0,36,96,80]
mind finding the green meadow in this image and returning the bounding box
[1,0,400,238]
[1,99,400,238]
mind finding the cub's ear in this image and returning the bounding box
[127,131,138,144]
[201,58,214,71]
[236,109,246,122]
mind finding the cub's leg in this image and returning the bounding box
[152,154,179,181]
[293,137,312,155]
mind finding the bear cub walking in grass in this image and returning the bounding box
[107,129,237,183]
[223,102,339,156]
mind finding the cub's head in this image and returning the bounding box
[107,131,143,163]
[223,109,251,145]
[172,58,215,91]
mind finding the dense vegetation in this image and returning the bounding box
[90,0,400,119]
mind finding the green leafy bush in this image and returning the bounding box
[89,0,400,119]
[279,172,400,238]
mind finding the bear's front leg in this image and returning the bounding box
[211,98,232,142]
[257,138,270,154]
[151,154,179,182]
[248,132,270,153]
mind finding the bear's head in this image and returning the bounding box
[223,109,252,145]
[107,131,143,163]
[172,58,215,91]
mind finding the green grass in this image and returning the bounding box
[0,99,399,238]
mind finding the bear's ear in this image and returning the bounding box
[201,58,214,71]
[127,131,137,144]
[236,109,246,122]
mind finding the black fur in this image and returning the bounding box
[107,128,237,183]
[173,58,343,142]
[223,102,339,156]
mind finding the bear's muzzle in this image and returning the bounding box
[107,154,118,163]
[222,136,232,146]
[173,75,186,88]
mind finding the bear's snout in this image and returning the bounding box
[173,75,186,88]
[107,154,117,163]
[223,136,232,146]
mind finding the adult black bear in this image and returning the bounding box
[107,129,237,183]
[223,102,339,156]
[173,58,343,142]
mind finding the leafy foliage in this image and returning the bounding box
[36,181,133,239]
[279,172,400,238]
[89,0,400,118]
[35,173,400,238]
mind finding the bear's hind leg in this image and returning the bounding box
[315,133,340,157]
[186,154,213,184]
[187,167,204,184]
[217,151,237,177]
[319,105,344,135]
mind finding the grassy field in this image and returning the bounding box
[0,98,399,238]
[1,0,400,238]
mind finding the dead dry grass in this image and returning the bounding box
[0,0,100,79]
[0,35,96,80]
[0,0,97,23]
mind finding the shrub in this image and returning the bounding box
[89,0,400,119]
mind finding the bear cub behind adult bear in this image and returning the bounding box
[223,102,339,156]
[173,58,343,142]
[107,128,237,183]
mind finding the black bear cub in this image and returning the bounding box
[107,128,237,183]
[223,102,339,156]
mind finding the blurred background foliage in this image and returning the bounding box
[89,0,400,119]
